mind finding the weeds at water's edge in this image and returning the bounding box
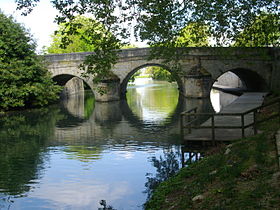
[145,94,280,210]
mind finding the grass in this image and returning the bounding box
[145,94,280,210]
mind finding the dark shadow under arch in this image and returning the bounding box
[52,74,94,93]
[214,68,268,92]
[52,74,75,86]
[120,63,184,98]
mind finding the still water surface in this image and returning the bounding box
[0,78,236,209]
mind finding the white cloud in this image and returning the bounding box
[114,151,135,160]
[31,181,131,209]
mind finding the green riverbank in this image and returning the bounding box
[145,95,280,209]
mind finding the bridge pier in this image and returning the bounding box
[60,77,84,99]
[183,62,212,98]
[94,79,121,102]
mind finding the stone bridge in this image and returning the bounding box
[44,47,280,101]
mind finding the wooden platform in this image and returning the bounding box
[183,92,267,142]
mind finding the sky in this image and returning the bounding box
[0,0,59,53]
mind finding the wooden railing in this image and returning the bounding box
[180,98,280,141]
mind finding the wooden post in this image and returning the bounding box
[278,101,280,124]
[180,113,184,141]
[188,114,191,134]
[211,115,215,142]
[241,114,245,138]
[181,146,185,168]
[253,110,257,135]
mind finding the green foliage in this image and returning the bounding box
[146,66,174,82]
[121,44,138,49]
[234,13,280,47]
[63,145,102,163]
[175,22,210,47]
[47,16,107,53]
[146,128,280,209]
[145,98,280,209]
[0,11,61,111]
[84,91,95,119]
[144,151,180,200]
[16,0,280,47]
[129,70,141,82]
[0,107,62,195]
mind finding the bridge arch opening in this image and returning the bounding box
[212,68,267,92]
[52,74,96,120]
[122,64,182,125]
[120,63,184,98]
[210,68,267,112]
[52,74,94,97]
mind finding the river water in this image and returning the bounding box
[0,78,237,210]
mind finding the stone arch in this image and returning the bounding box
[52,74,88,87]
[52,73,94,94]
[120,63,184,98]
[213,68,268,92]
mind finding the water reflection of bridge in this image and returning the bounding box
[54,93,214,145]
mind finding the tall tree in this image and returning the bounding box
[47,16,113,54]
[47,16,138,54]
[233,13,280,47]
[0,11,61,111]
[47,16,96,53]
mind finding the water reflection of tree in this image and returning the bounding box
[0,194,13,210]
[144,149,180,200]
[98,200,116,210]
[0,107,62,196]
[63,145,102,163]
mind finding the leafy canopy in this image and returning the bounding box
[145,66,173,82]
[47,16,111,54]
[234,13,280,47]
[15,0,280,82]
[0,11,61,111]
[16,0,280,47]
[175,22,210,47]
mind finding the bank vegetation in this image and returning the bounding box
[145,93,280,209]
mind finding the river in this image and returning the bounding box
[0,78,237,210]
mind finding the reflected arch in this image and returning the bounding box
[120,63,184,98]
[120,97,183,129]
[120,95,213,130]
